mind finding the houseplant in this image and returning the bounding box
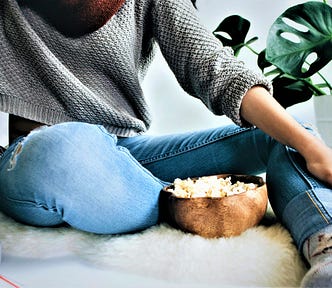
[265,0,332,147]
[213,0,332,146]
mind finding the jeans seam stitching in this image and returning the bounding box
[306,190,331,224]
[4,196,58,212]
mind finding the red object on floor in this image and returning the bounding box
[0,275,21,288]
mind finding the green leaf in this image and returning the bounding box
[272,75,314,108]
[257,50,272,71]
[266,1,332,78]
[213,15,251,56]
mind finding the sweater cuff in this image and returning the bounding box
[221,70,273,127]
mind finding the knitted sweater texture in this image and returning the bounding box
[0,0,272,137]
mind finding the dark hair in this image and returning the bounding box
[19,0,125,37]
[191,0,197,9]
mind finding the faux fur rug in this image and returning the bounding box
[0,211,307,287]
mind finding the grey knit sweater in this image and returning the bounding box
[0,0,272,137]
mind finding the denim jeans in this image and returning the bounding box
[0,122,331,250]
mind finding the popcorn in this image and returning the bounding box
[168,176,257,198]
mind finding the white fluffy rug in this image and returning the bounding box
[0,211,307,287]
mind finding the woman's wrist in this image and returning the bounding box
[241,86,323,154]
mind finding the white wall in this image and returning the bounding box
[0,112,8,147]
[1,0,331,145]
[143,0,331,135]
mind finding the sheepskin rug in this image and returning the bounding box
[0,210,307,287]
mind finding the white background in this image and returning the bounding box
[0,1,331,287]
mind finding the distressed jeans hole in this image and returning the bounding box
[8,142,23,171]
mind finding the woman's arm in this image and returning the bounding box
[241,86,332,186]
[151,0,272,126]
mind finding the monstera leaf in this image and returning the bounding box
[272,75,314,108]
[257,50,271,72]
[213,15,257,56]
[266,1,332,78]
[256,50,315,107]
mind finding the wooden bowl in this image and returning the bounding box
[159,174,268,238]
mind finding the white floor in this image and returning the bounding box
[1,255,203,288]
[1,255,209,288]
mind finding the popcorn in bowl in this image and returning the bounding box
[160,174,268,238]
[168,176,258,198]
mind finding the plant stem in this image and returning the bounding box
[303,78,327,96]
[316,70,332,93]
[244,44,259,55]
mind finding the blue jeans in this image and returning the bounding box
[0,122,331,250]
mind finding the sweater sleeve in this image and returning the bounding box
[151,0,272,126]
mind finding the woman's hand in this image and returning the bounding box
[303,138,332,186]
[240,86,332,187]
